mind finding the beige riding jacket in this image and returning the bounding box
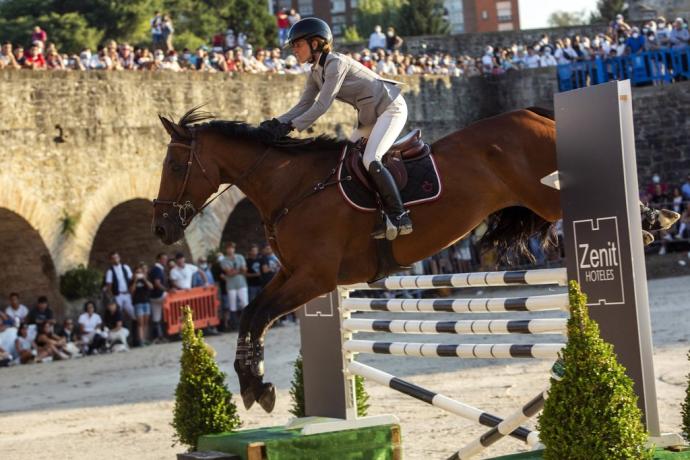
[277,51,401,131]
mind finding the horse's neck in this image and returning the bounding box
[213,138,330,221]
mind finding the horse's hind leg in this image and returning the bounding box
[237,269,334,413]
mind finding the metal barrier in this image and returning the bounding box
[557,46,689,91]
[162,285,220,335]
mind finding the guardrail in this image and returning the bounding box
[162,285,220,335]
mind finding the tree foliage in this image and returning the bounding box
[355,0,406,39]
[547,10,587,28]
[0,0,277,52]
[172,307,241,450]
[397,0,449,37]
[538,282,652,460]
[590,0,628,24]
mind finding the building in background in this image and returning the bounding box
[269,0,520,37]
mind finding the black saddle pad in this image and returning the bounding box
[337,147,442,212]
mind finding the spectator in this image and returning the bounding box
[680,174,690,200]
[245,244,263,303]
[169,252,206,290]
[481,46,495,73]
[656,17,672,47]
[225,28,236,49]
[24,43,46,70]
[35,321,70,360]
[220,242,247,331]
[0,42,21,69]
[162,14,175,52]
[15,323,46,364]
[676,203,690,239]
[31,26,47,48]
[26,296,54,327]
[276,8,290,46]
[287,8,301,27]
[0,343,10,366]
[523,46,541,68]
[45,47,65,69]
[376,52,398,75]
[148,253,168,344]
[539,47,557,67]
[103,300,129,351]
[625,27,646,54]
[386,27,404,51]
[266,48,285,73]
[260,243,280,286]
[248,49,270,73]
[119,44,136,70]
[609,13,632,41]
[104,251,135,321]
[369,25,387,51]
[130,263,152,346]
[78,300,106,355]
[57,318,81,355]
[193,257,215,287]
[670,17,690,49]
[13,45,25,67]
[151,11,163,50]
[5,293,29,327]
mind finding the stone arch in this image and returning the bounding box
[71,171,163,268]
[220,198,265,255]
[88,198,192,271]
[0,208,62,316]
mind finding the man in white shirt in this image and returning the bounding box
[539,48,558,67]
[523,47,541,69]
[368,25,386,51]
[5,292,29,327]
[169,252,207,290]
[104,251,135,319]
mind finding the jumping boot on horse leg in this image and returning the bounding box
[367,160,413,240]
[234,335,276,412]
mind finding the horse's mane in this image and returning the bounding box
[176,106,348,153]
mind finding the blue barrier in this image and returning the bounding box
[557,46,688,90]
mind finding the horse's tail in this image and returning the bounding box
[480,206,556,266]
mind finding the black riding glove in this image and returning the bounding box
[260,118,293,141]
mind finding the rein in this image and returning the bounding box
[152,131,269,227]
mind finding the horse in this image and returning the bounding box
[152,107,677,414]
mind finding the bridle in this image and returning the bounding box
[152,130,268,228]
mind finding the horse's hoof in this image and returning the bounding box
[234,359,256,409]
[658,209,680,230]
[241,388,256,410]
[643,230,654,246]
[256,382,276,413]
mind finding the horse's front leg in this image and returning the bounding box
[234,270,289,411]
[237,269,335,413]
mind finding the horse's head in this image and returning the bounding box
[152,114,220,245]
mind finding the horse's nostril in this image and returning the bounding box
[154,226,166,238]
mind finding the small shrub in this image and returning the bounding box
[59,264,102,300]
[289,351,369,417]
[682,350,690,441]
[538,281,652,460]
[172,307,241,450]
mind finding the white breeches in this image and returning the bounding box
[349,94,408,169]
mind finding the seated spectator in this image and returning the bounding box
[57,318,82,356]
[15,323,48,364]
[89,46,112,70]
[119,44,136,69]
[130,263,152,345]
[35,321,70,360]
[162,50,182,71]
[103,300,129,351]
[78,300,106,355]
[5,293,29,327]
[136,47,154,70]
[24,43,46,70]
[26,296,54,327]
[265,48,285,73]
[45,47,65,70]
[0,42,21,69]
[248,49,270,73]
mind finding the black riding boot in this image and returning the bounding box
[368,160,413,240]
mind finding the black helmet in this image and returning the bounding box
[285,17,333,48]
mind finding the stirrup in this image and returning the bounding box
[395,210,413,237]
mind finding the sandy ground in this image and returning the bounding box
[1,276,689,460]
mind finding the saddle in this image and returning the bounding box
[347,129,431,191]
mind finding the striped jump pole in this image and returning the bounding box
[342,318,567,335]
[348,361,541,447]
[346,268,567,291]
[341,293,569,314]
[449,360,565,460]
[344,340,565,359]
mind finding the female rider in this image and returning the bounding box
[259,17,413,240]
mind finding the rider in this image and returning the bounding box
[259,17,413,240]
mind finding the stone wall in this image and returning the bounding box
[0,68,688,316]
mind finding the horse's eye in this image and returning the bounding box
[170,162,184,173]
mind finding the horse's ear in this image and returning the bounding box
[159,115,178,138]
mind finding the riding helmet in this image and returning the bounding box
[285,17,333,48]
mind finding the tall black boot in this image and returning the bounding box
[368,160,413,240]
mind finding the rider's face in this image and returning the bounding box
[291,39,311,64]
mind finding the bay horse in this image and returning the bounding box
[152,107,675,414]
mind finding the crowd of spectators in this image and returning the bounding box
[0,13,687,79]
[642,173,690,255]
[0,241,283,367]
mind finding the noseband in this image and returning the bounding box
[152,130,269,228]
